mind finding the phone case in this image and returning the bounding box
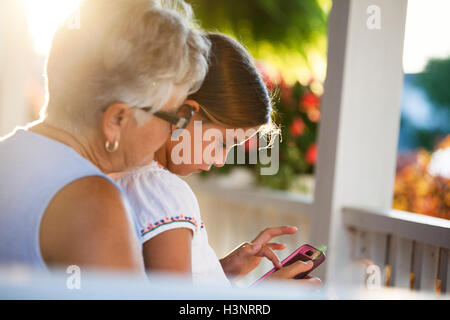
[252,244,326,286]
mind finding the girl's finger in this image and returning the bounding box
[265,243,286,250]
[258,246,282,269]
[269,260,313,279]
[237,242,262,257]
[252,226,298,246]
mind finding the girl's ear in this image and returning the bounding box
[184,99,200,113]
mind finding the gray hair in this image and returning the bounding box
[42,0,210,132]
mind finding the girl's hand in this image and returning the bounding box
[268,260,322,288]
[220,226,298,279]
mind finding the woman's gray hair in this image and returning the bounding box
[42,0,210,132]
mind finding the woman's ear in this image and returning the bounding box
[184,99,200,113]
[101,102,132,143]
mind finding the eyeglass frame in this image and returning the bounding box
[141,103,195,130]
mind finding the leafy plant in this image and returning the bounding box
[187,0,331,82]
[393,135,450,220]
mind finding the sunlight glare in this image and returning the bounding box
[403,0,450,73]
[25,0,81,55]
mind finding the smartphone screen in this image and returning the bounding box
[284,248,322,267]
[284,247,324,279]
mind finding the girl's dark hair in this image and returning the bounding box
[188,33,276,133]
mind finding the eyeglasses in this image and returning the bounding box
[142,104,194,130]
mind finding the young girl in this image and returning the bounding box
[115,33,320,287]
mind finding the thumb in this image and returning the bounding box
[270,260,313,279]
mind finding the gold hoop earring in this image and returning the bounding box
[105,140,119,153]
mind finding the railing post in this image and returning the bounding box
[390,236,414,289]
[420,244,440,293]
[437,248,448,294]
[309,0,408,287]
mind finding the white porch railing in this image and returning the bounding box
[343,207,450,294]
[185,175,313,285]
[186,176,450,295]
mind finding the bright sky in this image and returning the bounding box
[25,0,450,74]
[403,0,450,73]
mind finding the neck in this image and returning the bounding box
[29,121,109,172]
[154,142,169,168]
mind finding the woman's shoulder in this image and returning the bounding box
[40,175,143,269]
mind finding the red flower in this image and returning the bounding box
[245,135,258,152]
[289,117,305,137]
[305,143,318,165]
[300,91,320,111]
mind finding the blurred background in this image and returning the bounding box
[0,0,448,287]
[188,0,450,221]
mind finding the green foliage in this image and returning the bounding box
[411,57,450,151]
[253,80,320,190]
[190,1,329,192]
[415,128,448,151]
[187,0,331,82]
[416,56,450,110]
[188,0,327,52]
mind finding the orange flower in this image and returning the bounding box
[307,108,321,122]
[393,137,450,220]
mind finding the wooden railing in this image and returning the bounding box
[343,207,450,294]
[185,175,313,285]
[186,176,450,293]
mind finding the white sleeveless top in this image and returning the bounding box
[115,161,231,287]
[0,128,141,270]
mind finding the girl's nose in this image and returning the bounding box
[212,149,227,167]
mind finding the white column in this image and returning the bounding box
[309,0,408,286]
[0,0,32,136]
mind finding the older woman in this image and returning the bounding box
[0,0,210,273]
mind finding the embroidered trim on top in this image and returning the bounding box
[141,214,204,237]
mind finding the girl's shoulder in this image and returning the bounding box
[116,161,198,204]
[114,161,202,241]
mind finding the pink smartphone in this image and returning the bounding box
[252,244,326,286]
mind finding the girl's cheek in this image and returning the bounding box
[199,140,212,164]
